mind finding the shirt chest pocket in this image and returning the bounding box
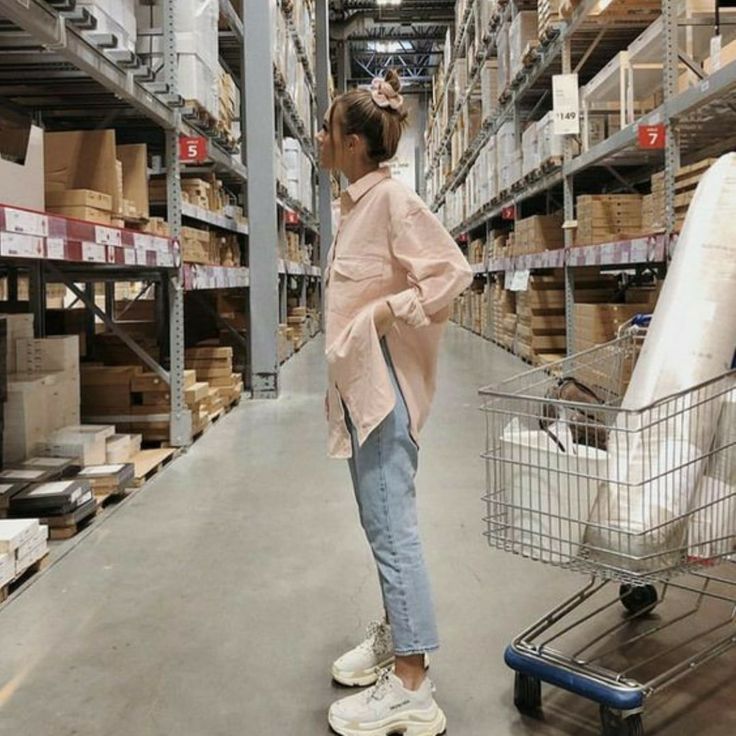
[329,255,389,317]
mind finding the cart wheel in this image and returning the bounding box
[619,584,658,615]
[513,672,541,714]
[600,706,643,736]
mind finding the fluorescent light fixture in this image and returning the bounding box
[377,0,402,6]
[366,40,405,53]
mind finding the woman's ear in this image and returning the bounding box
[346,133,362,152]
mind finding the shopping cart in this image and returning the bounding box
[481,324,736,736]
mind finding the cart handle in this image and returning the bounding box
[631,313,652,327]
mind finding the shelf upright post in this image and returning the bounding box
[245,0,280,397]
[663,0,680,239]
[163,0,192,445]
[239,23,252,389]
[561,37,576,357]
[315,0,333,292]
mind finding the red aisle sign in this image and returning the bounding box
[637,124,666,150]
[457,233,469,244]
[501,205,516,221]
[284,210,300,226]
[179,135,208,163]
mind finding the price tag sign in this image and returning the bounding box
[710,35,723,72]
[505,269,530,292]
[552,74,580,135]
[179,135,208,164]
[637,124,666,149]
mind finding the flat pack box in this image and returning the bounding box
[40,425,113,467]
[105,434,142,464]
[15,335,79,374]
[116,144,149,219]
[46,189,112,211]
[4,372,64,464]
[0,518,40,554]
[0,553,13,587]
[1,314,34,376]
[0,122,45,211]
[44,130,122,214]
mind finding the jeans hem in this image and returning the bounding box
[394,645,440,656]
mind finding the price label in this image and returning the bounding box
[637,124,666,149]
[710,35,723,72]
[46,237,66,260]
[82,242,107,263]
[505,269,530,292]
[179,135,208,163]
[552,74,580,135]
[123,248,137,266]
[95,226,122,246]
[0,232,44,257]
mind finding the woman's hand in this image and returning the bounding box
[373,301,396,338]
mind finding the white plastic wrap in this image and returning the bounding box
[709,396,736,486]
[584,154,736,571]
[501,419,608,564]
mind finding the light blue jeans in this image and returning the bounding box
[344,340,439,656]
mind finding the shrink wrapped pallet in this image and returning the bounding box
[584,154,736,572]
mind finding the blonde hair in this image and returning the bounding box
[332,70,408,163]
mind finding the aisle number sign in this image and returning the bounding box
[637,124,666,149]
[552,74,580,135]
[179,135,208,163]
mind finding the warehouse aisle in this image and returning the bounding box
[0,326,733,736]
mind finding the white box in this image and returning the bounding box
[0,519,40,555]
[0,125,45,211]
[0,553,14,587]
[509,11,538,81]
[77,0,136,52]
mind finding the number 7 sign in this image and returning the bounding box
[637,124,666,149]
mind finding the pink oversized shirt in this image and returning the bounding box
[325,167,473,458]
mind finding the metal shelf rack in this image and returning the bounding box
[432,0,736,360]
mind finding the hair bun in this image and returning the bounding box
[384,69,402,94]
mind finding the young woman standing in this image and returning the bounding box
[318,70,473,736]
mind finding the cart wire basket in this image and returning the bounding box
[481,326,736,736]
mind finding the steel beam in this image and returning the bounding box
[245,0,280,398]
[316,0,333,289]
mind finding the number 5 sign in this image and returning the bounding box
[637,124,666,149]
[179,135,208,163]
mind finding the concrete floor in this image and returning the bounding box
[0,326,733,735]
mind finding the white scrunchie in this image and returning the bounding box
[370,77,404,111]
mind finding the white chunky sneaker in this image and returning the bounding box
[332,621,395,687]
[328,669,446,736]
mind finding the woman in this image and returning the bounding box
[318,70,473,736]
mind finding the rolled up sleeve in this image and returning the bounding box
[386,206,474,327]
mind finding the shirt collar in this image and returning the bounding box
[340,167,391,213]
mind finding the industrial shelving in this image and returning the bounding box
[0,0,324,443]
[429,0,736,353]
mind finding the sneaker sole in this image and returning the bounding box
[331,657,396,687]
[329,706,446,736]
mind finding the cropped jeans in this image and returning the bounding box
[344,340,439,656]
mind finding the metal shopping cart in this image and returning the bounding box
[481,323,736,736]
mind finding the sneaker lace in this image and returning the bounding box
[366,668,392,702]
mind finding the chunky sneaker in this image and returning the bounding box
[332,621,395,687]
[328,669,446,736]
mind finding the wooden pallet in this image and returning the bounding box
[0,553,50,603]
[47,506,98,541]
[522,42,540,68]
[540,156,563,171]
[131,448,178,488]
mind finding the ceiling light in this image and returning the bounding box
[377,0,402,6]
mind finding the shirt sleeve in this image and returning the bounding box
[386,206,474,328]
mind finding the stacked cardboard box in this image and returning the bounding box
[674,157,718,231]
[509,11,538,81]
[185,347,241,409]
[218,68,238,138]
[94,322,158,368]
[40,424,115,466]
[575,194,643,246]
[45,131,148,222]
[491,283,517,347]
[644,171,666,232]
[515,275,567,363]
[181,226,219,264]
[468,238,486,265]
[514,213,564,254]
[4,321,81,464]
[538,0,564,41]
[286,307,308,351]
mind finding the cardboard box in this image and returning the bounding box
[0,122,45,211]
[44,130,122,214]
[46,189,112,211]
[41,425,112,466]
[0,519,40,554]
[116,144,149,219]
[47,205,111,225]
[106,434,142,464]
[15,335,79,374]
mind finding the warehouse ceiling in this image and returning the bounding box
[329,0,456,87]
